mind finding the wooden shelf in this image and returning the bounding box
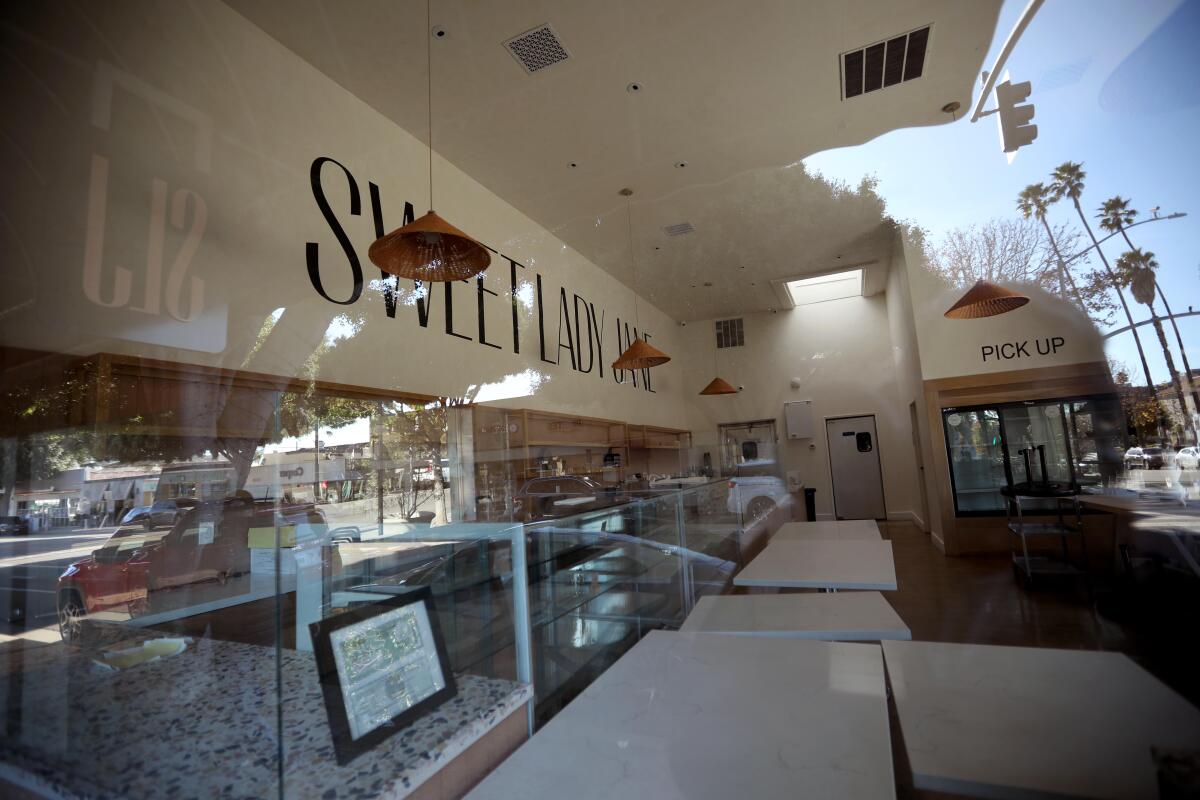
[526,440,620,448]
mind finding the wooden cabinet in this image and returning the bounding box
[470,410,691,497]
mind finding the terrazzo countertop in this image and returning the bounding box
[0,633,530,799]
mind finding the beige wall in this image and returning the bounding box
[679,284,924,522]
[901,229,1108,381]
[0,1,689,428]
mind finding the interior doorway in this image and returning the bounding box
[718,420,778,476]
[910,401,929,530]
[826,414,886,520]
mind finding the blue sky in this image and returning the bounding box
[806,0,1199,387]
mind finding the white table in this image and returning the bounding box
[883,640,1200,800]
[679,591,910,640]
[466,631,896,799]
[772,520,882,541]
[733,540,897,590]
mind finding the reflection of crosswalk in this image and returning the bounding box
[0,542,107,569]
[0,624,61,645]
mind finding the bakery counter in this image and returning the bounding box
[0,631,531,800]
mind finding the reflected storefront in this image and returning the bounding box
[2,1,1199,798]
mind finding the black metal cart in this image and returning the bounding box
[1001,445,1089,588]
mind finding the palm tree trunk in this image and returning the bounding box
[1120,223,1197,439]
[1073,199,1156,394]
[1149,306,1197,443]
[1039,216,1086,309]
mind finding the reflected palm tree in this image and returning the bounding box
[1049,164,1155,394]
[1017,183,1084,306]
[1099,196,1196,414]
[1115,249,1195,442]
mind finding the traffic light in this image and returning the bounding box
[995,79,1037,153]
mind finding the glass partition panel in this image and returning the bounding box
[943,408,1009,514]
[1000,402,1075,488]
[524,492,682,725]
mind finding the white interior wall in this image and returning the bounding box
[680,271,922,521]
[0,1,691,428]
[884,234,941,541]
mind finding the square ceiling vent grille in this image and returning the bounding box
[504,24,570,74]
[715,318,745,349]
[662,222,695,237]
[841,25,930,99]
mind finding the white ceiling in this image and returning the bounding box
[230,0,1002,320]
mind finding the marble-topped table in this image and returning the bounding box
[466,630,895,799]
[733,539,897,590]
[883,640,1200,800]
[771,520,882,541]
[679,591,910,640]
[0,633,530,800]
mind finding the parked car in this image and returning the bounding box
[725,460,792,522]
[0,516,30,536]
[1177,447,1200,470]
[513,476,631,521]
[118,505,151,526]
[143,498,198,529]
[1075,452,1101,482]
[56,497,323,641]
[1124,447,1166,470]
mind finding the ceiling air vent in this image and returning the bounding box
[841,25,930,99]
[504,24,571,74]
[662,222,695,237]
[715,318,745,349]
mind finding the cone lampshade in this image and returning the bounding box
[612,337,671,371]
[944,280,1029,319]
[369,210,491,282]
[699,376,738,395]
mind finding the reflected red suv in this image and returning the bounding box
[56,498,322,641]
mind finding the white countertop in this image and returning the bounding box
[467,631,895,799]
[772,520,882,541]
[882,640,1200,800]
[679,591,909,640]
[733,540,898,590]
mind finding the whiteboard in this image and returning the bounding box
[785,400,814,439]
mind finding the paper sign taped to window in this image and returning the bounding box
[198,521,215,545]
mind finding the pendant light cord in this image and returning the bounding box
[625,194,641,332]
[426,0,434,211]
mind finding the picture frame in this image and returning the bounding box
[309,586,457,765]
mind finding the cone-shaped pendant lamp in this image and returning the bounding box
[944,280,1029,319]
[700,376,738,395]
[612,188,671,371]
[699,324,737,395]
[368,0,490,282]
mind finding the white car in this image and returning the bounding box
[1178,447,1200,470]
[726,467,792,522]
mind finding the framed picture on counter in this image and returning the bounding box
[309,586,457,765]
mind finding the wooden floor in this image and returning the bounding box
[879,520,1200,707]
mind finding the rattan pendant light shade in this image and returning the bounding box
[367,0,490,283]
[944,280,1029,319]
[699,376,738,395]
[369,211,491,281]
[612,336,671,370]
[611,187,670,371]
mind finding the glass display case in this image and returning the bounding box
[943,394,1124,516]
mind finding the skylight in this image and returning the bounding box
[785,269,864,306]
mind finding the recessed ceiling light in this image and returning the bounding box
[626,82,642,93]
[568,162,578,168]
[703,281,713,287]
[674,161,687,168]
[432,26,448,39]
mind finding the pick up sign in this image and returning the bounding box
[982,337,1064,363]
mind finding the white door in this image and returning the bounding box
[826,415,886,520]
